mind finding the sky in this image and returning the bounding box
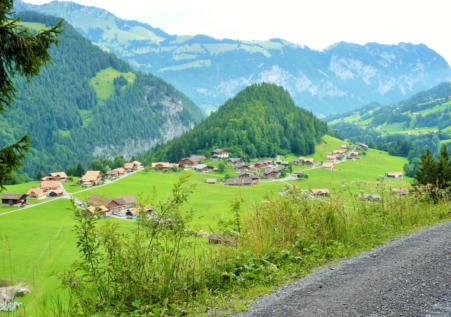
[25,0,451,65]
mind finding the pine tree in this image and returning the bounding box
[436,145,450,190]
[76,163,85,177]
[0,0,61,190]
[415,148,437,186]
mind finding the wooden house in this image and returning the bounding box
[79,170,102,187]
[49,190,64,197]
[264,166,284,178]
[299,157,314,166]
[40,180,61,191]
[41,172,67,182]
[322,162,334,170]
[131,161,142,170]
[113,167,125,175]
[124,163,134,172]
[326,155,337,162]
[1,193,27,206]
[178,157,200,167]
[106,170,119,178]
[193,164,214,172]
[151,162,174,171]
[229,158,244,166]
[27,188,46,200]
[212,149,230,159]
[311,189,330,197]
[385,172,403,179]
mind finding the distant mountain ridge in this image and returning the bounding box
[328,82,451,144]
[14,0,451,115]
[148,83,328,163]
[0,11,202,178]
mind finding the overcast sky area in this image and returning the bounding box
[25,0,451,65]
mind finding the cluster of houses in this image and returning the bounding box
[0,161,144,207]
[85,193,145,217]
[80,160,142,187]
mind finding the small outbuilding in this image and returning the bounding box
[1,193,27,206]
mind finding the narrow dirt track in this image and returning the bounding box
[236,220,451,317]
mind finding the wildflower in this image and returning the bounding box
[383,225,387,229]
[72,281,77,287]
[170,279,174,284]
[361,234,366,238]
[15,304,19,309]
[2,298,5,302]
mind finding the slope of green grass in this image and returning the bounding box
[0,199,134,314]
[74,171,283,229]
[89,67,136,101]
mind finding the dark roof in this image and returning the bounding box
[1,193,27,200]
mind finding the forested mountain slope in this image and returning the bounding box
[15,0,451,115]
[329,82,451,141]
[148,83,328,162]
[0,11,203,179]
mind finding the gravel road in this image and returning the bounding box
[236,220,451,317]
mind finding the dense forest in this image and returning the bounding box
[148,83,328,162]
[0,12,203,182]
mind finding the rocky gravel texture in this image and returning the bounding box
[236,221,451,317]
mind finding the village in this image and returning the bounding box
[1,141,409,228]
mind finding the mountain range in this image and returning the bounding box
[14,0,451,115]
[1,11,202,179]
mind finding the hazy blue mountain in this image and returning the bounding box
[1,11,202,178]
[15,0,451,115]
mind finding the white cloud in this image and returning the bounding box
[23,0,451,66]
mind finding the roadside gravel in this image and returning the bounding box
[236,220,451,317]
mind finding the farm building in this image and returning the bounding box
[131,161,142,169]
[225,177,254,186]
[49,190,64,197]
[87,194,138,214]
[293,170,304,176]
[299,157,314,165]
[193,164,214,172]
[1,193,27,206]
[206,178,217,184]
[124,163,134,172]
[254,160,273,168]
[311,189,330,197]
[229,158,244,166]
[40,180,61,191]
[326,155,337,162]
[349,151,359,157]
[385,172,403,179]
[41,172,67,182]
[27,188,46,200]
[79,170,102,187]
[178,156,202,167]
[356,142,369,149]
[212,149,230,159]
[264,166,284,178]
[106,170,120,178]
[322,162,334,170]
[151,162,175,171]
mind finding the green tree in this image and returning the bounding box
[0,1,61,190]
[36,171,45,180]
[76,162,85,177]
[415,149,437,186]
[218,162,226,173]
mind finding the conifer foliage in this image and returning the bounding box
[0,0,61,189]
[149,83,327,162]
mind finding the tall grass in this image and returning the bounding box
[46,179,450,316]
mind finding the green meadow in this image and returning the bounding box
[89,67,136,101]
[0,136,414,314]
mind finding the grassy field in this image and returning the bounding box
[289,149,410,195]
[74,170,284,229]
[89,67,136,101]
[0,136,415,314]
